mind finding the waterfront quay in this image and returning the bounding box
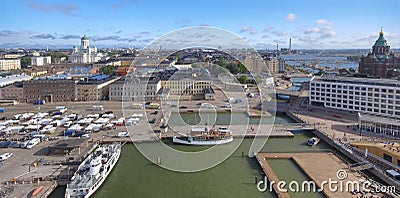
[256,152,386,197]
[0,100,294,197]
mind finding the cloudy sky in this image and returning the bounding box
[1,0,400,49]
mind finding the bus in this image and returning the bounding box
[386,169,400,180]
[148,103,160,109]
[0,100,18,106]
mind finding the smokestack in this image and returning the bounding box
[289,38,292,55]
[277,44,279,56]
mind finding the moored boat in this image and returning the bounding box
[65,143,121,198]
[307,137,320,146]
[173,126,233,145]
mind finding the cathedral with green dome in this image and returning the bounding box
[359,29,400,78]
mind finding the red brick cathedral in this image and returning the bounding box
[359,29,400,78]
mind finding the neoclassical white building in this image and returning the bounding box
[68,35,103,64]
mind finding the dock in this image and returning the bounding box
[256,152,385,198]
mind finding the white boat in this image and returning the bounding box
[173,126,233,146]
[307,137,320,146]
[65,143,121,198]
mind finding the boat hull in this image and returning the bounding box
[173,136,233,145]
[307,137,320,146]
[65,143,121,198]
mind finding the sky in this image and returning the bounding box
[1,0,400,49]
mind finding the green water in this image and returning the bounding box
[268,159,326,198]
[50,130,330,198]
[168,112,294,126]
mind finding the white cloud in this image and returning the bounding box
[320,26,336,38]
[316,19,334,26]
[321,30,336,38]
[304,27,320,34]
[285,13,296,22]
[239,26,257,35]
[271,30,287,37]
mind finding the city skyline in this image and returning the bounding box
[1,0,400,49]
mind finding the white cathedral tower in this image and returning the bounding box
[68,35,103,64]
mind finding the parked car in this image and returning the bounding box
[0,153,13,161]
[26,138,40,149]
[0,141,11,148]
[117,132,129,138]
[33,100,45,105]
[8,142,20,148]
[149,118,157,124]
[201,103,216,109]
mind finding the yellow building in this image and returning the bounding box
[351,141,400,166]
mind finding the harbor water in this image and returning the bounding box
[50,115,331,198]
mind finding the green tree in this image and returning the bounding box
[20,57,31,67]
[101,65,115,76]
[237,75,248,84]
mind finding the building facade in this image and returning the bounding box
[109,76,161,101]
[0,59,21,71]
[92,59,121,68]
[118,53,136,67]
[243,53,265,73]
[0,82,24,102]
[76,77,119,101]
[31,56,51,66]
[160,68,213,97]
[310,76,400,118]
[358,30,400,78]
[358,114,400,137]
[68,35,104,64]
[23,79,77,102]
[264,55,279,74]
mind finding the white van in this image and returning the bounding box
[117,132,129,138]
[26,138,40,149]
[92,105,104,111]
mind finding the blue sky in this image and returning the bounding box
[1,0,400,49]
